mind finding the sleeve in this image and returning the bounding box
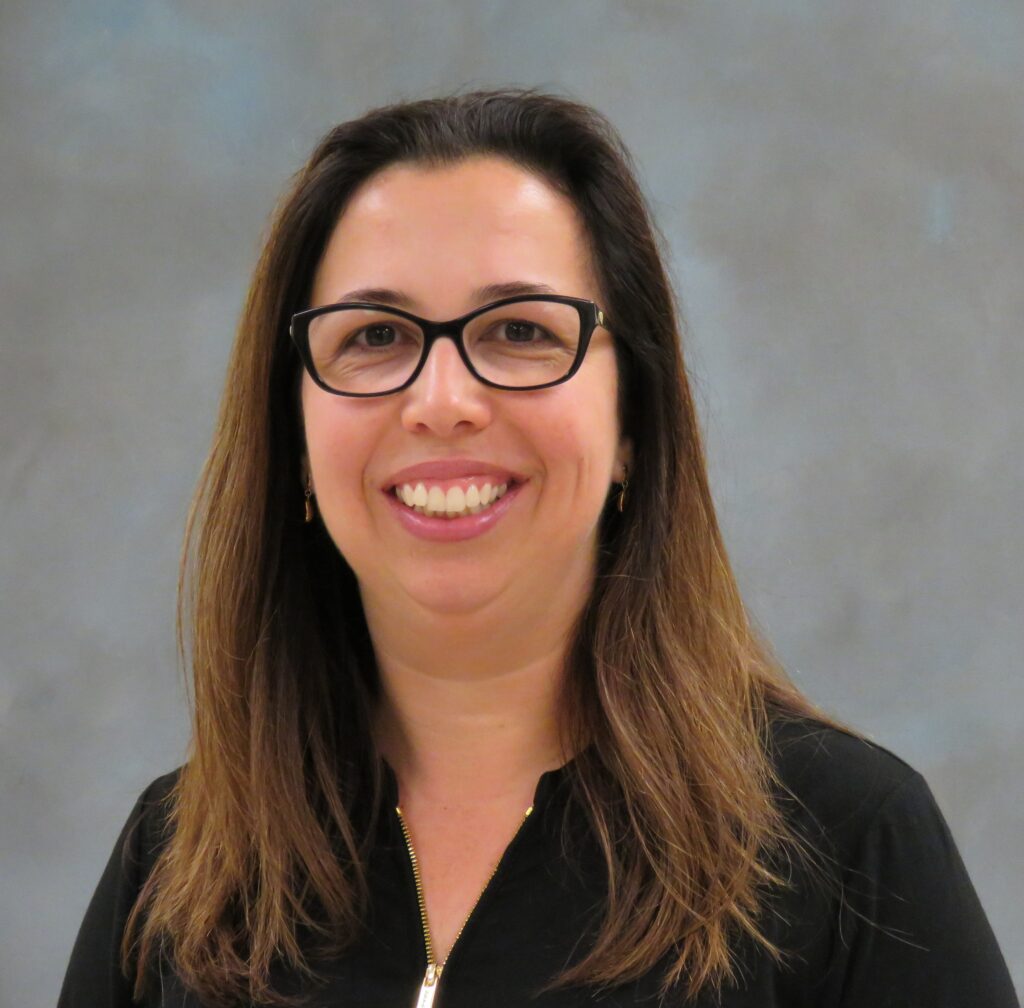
[830,770,1019,1008]
[57,780,163,1008]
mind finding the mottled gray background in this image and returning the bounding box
[2,1,1021,1003]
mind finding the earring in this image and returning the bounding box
[616,465,629,513]
[304,474,314,523]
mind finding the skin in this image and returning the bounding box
[301,155,632,962]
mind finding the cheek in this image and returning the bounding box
[301,389,373,515]
[533,405,618,506]
[551,380,621,470]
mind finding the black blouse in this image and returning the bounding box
[59,718,1019,1007]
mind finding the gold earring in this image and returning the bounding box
[617,465,629,512]
[304,474,314,523]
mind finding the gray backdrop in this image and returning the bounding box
[2,1,1021,1004]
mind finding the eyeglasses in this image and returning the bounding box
[290,294,608,397]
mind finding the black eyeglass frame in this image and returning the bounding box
[289,294,608,397]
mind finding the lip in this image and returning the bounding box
[384,478,524,542]
[383,458,527,490]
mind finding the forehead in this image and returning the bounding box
[310,156,599,312]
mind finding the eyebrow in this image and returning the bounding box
[329,280,559,311]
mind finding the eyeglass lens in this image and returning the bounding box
[306,299,582,394]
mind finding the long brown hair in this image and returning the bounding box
[123,89,831,1006]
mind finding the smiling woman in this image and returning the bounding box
[58,91,1018,1008]
[302,156,626,618]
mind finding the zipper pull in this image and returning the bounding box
[415,962,443,1008]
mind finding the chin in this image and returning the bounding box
[396,571,510,617]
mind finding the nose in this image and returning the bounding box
[399,335,493,437]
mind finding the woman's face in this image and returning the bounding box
[302,155,631,620]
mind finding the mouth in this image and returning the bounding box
[390,477,520,520]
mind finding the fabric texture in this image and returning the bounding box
[59,717,1019,1007]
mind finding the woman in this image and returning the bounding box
[59,90,1017,1007]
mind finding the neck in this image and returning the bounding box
[375,654,568,807]
[363,569,589,806]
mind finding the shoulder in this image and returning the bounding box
[121,767,183,878]
[762,715,1020,1004]
[58,768,185,1007]
[766,712,927,854]
[136,766,182,813]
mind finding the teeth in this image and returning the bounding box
[424,487,443,516]
[395,480,512,519]
[445,486,465,516]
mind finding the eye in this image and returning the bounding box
[339,321,421,354]
[360,323,399,347]
[497,320,553,343]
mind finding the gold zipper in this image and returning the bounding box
[396,803,534,1008]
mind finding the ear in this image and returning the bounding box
[615,436,634,482]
